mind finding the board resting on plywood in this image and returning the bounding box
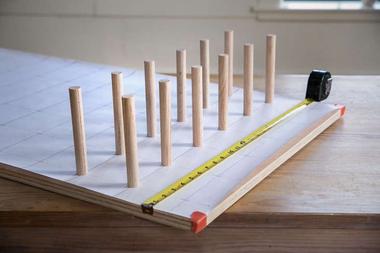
[0,49,344,232]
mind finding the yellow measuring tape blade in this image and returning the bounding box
[141,98,314,213]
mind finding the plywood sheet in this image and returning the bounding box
[0,48,342,231]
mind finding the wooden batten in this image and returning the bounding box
[224,30,234,96]
[176,49,186,122]
[122,95,139,188]
[218,54,229,130]
[111,72,125,155]
[243,44,254,116]
[144,60,156,137]
[265,34,276,103]
[69,86,88,176]
[191,66,203,147]
[159,80,172,166]
[200,40,210,109]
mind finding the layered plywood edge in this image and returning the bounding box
[0,48,344,232]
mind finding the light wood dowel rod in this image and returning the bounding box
[111,72,125,155]
[69,86,88,176]
[191,66,203,147]
[218,54,229,130]
[122,95,139,188]
[159,80,172,166]
[224,30,234,96]
[176,49,186,122]
[265,34,276,103]
[200,39,209,109]
[144,60,156,137]
[243,44,254,116]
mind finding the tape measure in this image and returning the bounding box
[141,70,332,215]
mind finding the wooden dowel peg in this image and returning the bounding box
[144,60,156,137]
[69,86,88,176]
[111,72,125,155]
[159,80,172,166]
[200,39,209,109]
[176,49,186,122]
[265,34,276,103]
[244,44,254,116]
[122,95,139,188]
[218,54,229,130]
[191,66,203,147]
[224,30,234,96]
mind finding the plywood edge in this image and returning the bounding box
[206,107,342,226]
[0,163,192,230]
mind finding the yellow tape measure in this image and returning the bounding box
[141,98,314,214]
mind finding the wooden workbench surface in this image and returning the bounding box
[1,75,379,252]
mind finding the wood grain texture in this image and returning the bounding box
[111,72,125,155]
[1,75,380,252]
[68,87,88,176]
[265,34,276,103]
[200,39,210,109]
[218,54,228,130]
[176,49,186,122]
[224,30,234,96]
[122,96,139,188]
[243,44,253,116]
[159,80,172,166]
[144,60,156,137]
[191,66,203,147]
[0,211,379,253]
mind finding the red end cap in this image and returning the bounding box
[338,105,346,117]
[191,211,207,233]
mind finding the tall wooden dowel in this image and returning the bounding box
[244,44,254,116]
[69,87,88,176]
[111,72,125,155]
[122,95,139,188]
[159,80,172,166]
[218,54,229,130]
[144,60,156,137]
[176,49,186,122]
[200,39,209,109]
[191,66,203,147]
[224,30,234,96]
[265,34,276,103]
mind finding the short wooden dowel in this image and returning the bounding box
[122,95,139,188]
[200,39,209,109]
[243,44,254,116]
[69,86,88,176]
[111,72,125,155]
[224,30,234,96]
[144,60,156,137]
[159,80,172,166]
[218,54,229,130]
[176,49,186,122]
[191,66,203,147]
[265,34,276,103]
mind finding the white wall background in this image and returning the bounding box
[0,0,379,75]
